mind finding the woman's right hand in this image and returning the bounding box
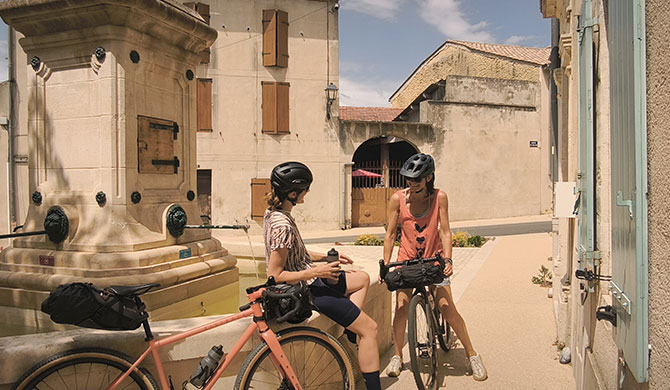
[313,261,341,281]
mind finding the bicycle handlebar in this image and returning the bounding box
[378,255,445,281]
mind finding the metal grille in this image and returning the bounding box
[352,160,405,189]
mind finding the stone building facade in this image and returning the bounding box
[542,0,670,388]
[342,41,553,224]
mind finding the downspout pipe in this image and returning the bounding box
[549,18,560,183]
[7,26,16,230]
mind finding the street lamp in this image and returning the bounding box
[325,83,338,120]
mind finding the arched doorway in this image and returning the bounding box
[351,137,418,226]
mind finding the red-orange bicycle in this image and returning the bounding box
[12,278,355,390]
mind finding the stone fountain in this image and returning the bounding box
[0,0,239,334]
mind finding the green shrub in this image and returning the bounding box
[467,235,485,247]
[452,231,470,247]
[531,265,553,287]
[354,234,383,246]
[453,231,486,247]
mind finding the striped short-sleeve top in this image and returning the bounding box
[263,208,315,284]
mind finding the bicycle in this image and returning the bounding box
[379,255,451,390]
[12,277,355,390]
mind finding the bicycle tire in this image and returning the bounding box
[408,294,438,390]
[434,302,451,352]
[11,348,158,390]
[234,327,355,390]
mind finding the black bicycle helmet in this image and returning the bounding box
[271,161,313,196]
[400,153,435,179]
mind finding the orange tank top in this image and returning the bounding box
[397,189,442,261]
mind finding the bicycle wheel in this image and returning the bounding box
[12,348,158,390]
[235,327,355,390]
[434,303,451,352]
[408,294,438,390]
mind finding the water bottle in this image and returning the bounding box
[189,345,224,388]
[326,248,340,285]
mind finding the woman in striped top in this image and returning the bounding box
[263,161,382,390]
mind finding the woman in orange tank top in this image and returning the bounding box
[382,153,487,381]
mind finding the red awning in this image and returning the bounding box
[352,169,383,178]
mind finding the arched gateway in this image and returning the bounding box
[351,136,418,226]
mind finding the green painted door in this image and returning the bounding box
[608,0,649,383]
[575,1,598,385]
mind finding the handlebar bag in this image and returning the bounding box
[263,282,314,324]
[384,261,444,291]
[41,282,148,331]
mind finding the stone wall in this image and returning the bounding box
[646,0,670,388]
[341,74,552,222]
[391,44,543,110]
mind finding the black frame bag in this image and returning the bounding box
[383,259,445,291]
[41,282,148,331]
[262,282,314,324]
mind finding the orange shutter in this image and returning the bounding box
[277,82,290,134]
[276,10,289,68]
[263,10,277,67]
[197,79,213,132]
[251,179,271,221]
[262,82,278,134]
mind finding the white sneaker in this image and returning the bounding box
[386,355,403,377]
[469,354,488,381]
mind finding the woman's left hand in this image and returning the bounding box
[443,262,453,278]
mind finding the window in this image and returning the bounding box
[262,81,290,134]
[197,169,212,223]
[184,2,211,63]
[262,9,289,67]
[197,78,213,132]
[251,178,271,221]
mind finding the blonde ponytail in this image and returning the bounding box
[265,188,283,210]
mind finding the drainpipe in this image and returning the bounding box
[549,19,560,184]
[7,26,16,230]
[341,162,352,230]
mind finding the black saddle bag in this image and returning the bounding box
[384,261,444,291]
[41,282,148,331]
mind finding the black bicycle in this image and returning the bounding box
[380,256,451,390]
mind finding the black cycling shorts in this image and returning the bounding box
[309,273,361,328]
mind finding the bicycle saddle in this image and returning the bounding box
[107,283,160,297]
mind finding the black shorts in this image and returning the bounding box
[309,273,361,328]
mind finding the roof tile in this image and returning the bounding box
[339,106,403,122]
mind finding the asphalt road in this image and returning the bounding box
[302,221,552,244]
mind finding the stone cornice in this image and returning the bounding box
[540,0,560,19]
[0,0,217,54]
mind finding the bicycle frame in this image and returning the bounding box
[107,288,302,390]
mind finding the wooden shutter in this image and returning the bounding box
[251,179,271,221]
[277,82,290,134]
[262,82,278,133]
[262,82,289,134]
[185,2,211,63]
[263,10,278,67]
[276,10,289,67]
[197,78,213,132]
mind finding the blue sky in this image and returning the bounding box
[0,0,550,107]
[339,0,551,106]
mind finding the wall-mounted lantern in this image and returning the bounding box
[325,83,339,120]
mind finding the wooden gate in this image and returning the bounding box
[351,161,404,226]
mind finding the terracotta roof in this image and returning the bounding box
[339,106,403,122]
[447,40,551,66]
